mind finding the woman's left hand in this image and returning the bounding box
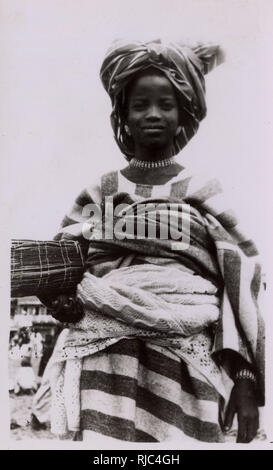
[224,380,259,443]
[48,294,84,324]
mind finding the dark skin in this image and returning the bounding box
[121,71,183,185]
[44,71,259,443]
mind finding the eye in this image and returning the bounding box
[160,101,175,110]
[131,101,147,111]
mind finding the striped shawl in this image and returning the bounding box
[48,167,264,441]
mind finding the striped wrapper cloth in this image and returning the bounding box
[11,239,86,297]
[36,168,265,442]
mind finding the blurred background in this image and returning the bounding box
[9,297,62,441]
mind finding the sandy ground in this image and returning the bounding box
[10,392,55,441]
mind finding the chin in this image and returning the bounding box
[143,138,168,149]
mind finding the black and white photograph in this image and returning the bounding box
[1,0,272,451]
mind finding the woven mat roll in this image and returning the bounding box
[11,240,85,297]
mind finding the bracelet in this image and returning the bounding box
[235,369,257,384]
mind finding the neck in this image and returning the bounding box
[134,145,173,162]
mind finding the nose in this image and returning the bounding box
[146,104,162,120]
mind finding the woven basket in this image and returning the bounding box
[11,239,85,297]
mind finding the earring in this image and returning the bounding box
[124,125,131,136]
[175,126,182,137]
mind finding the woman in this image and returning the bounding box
[39,39,264,443]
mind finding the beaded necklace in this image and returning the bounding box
[129,157,176,170]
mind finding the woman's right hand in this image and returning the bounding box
[224,379,259,443]
[39,294,84,324]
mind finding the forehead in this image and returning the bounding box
[128,73,176,98]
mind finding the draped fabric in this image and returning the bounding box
[37,336,225,442]
[44,168,265,442]
[81,340,225,443]
[100,39,224,158]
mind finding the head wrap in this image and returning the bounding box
[100,39,224,159]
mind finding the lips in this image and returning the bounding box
[142,126,165,134]
[142,126,165,130]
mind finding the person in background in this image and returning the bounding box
[14,354,37,395]
[30,328,44,359]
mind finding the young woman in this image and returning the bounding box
[38,39,264,443]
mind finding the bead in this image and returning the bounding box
[130,157,176,170]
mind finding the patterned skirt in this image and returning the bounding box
[80,338,225,443]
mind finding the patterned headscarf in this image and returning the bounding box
[100,39,224,159]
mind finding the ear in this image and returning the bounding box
[175,126,182,137]
[124,124,131,136]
